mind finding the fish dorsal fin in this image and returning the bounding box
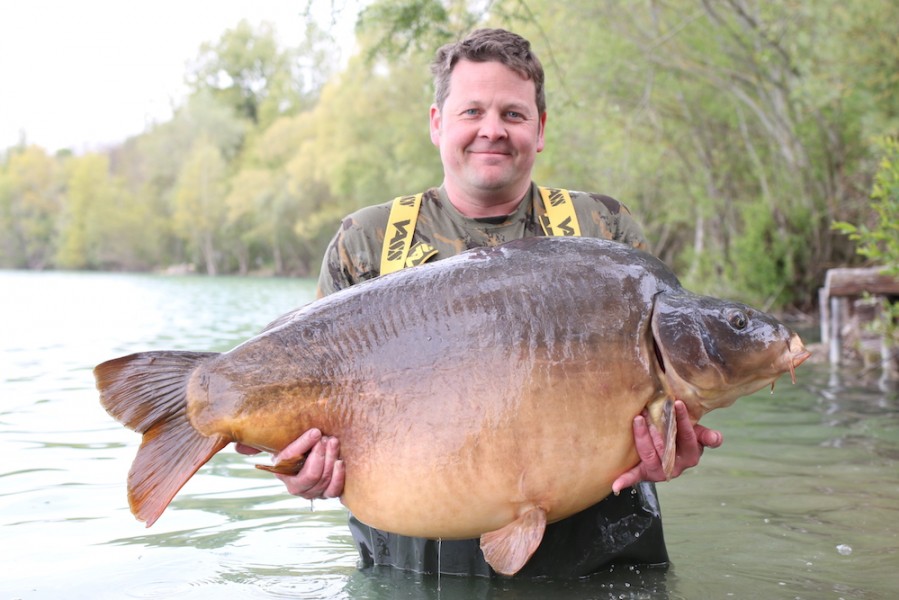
[646,398,677,479]
[479,506,547,576]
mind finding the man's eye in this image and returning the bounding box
[464,108,479,116]
[507,111,523,119]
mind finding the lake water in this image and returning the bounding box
[1,270,897,599]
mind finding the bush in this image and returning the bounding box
[833,136,899,274]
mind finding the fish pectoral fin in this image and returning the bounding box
[256,455,307,476]
[647,398,677,480]
[479,506,547,576]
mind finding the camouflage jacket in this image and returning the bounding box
[316,182,647,297]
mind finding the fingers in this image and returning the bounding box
[612,465,642,495]
[274,434,343,500]
[695,424,723,448]
[672,400,721,449]
[614,401,725,491]
[612,414,663,493]
[673,400,698,446]
[276,428,324,460]
[669,400,723,478]
[323,459,346,499]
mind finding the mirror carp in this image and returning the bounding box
[95,237,810,576]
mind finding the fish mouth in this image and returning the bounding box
[783,333,811,384]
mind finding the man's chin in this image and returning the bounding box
[466,169,517,191]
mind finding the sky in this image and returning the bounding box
[0,1,356,154]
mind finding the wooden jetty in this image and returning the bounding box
[819,266,899,374]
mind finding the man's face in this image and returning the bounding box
[430,59,546,203]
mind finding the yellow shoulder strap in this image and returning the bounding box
[537,186,581,237]
[380,193,423,275]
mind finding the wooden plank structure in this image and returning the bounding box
[819,266,899,373]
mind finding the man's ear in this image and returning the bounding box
[429,104,442,147]
[536,111,547,153]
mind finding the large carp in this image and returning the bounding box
[96,237,809,576]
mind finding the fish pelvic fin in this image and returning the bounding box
[646,398,677,480]
[256,456,307,476]
[94,351,227,526]
[479,506,547,576]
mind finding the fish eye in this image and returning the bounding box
[728,310,748,330]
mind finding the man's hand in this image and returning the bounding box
[236,428,345,500]
[611,400,722,494]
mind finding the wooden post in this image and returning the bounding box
[829,296,841,365]
[819,287,830,344]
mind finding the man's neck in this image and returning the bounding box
[443,181,532,218]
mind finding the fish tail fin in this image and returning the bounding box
[94,351,228,526]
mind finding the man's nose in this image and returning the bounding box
[478,112,508,140]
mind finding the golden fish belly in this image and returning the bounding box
[330,359,657,539]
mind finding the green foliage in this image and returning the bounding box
[188,20,287,125]
[55,154,110,269]
[832,136,899,348]
[730,203,803,308]
[0,146,63,268]
[833,137,899,274]
[357,0,452,58]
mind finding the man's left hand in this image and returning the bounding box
[611,399,722,494]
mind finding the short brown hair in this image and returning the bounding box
[430,29,546,114]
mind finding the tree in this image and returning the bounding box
[833,137,899,274]
[56,154,104,269]
[185,18,336,129]
[0,146,63,268]
[172,137,230,274]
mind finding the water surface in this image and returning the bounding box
[1,271,896,599]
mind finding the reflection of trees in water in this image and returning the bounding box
[807,363,899,462]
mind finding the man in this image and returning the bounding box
[241,28,721,577]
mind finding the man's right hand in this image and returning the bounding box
[236,428,345,500]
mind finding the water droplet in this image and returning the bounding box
[836,544,852,555]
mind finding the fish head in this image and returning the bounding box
[651,291,810,419]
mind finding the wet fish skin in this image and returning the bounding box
[95,236,810,576]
